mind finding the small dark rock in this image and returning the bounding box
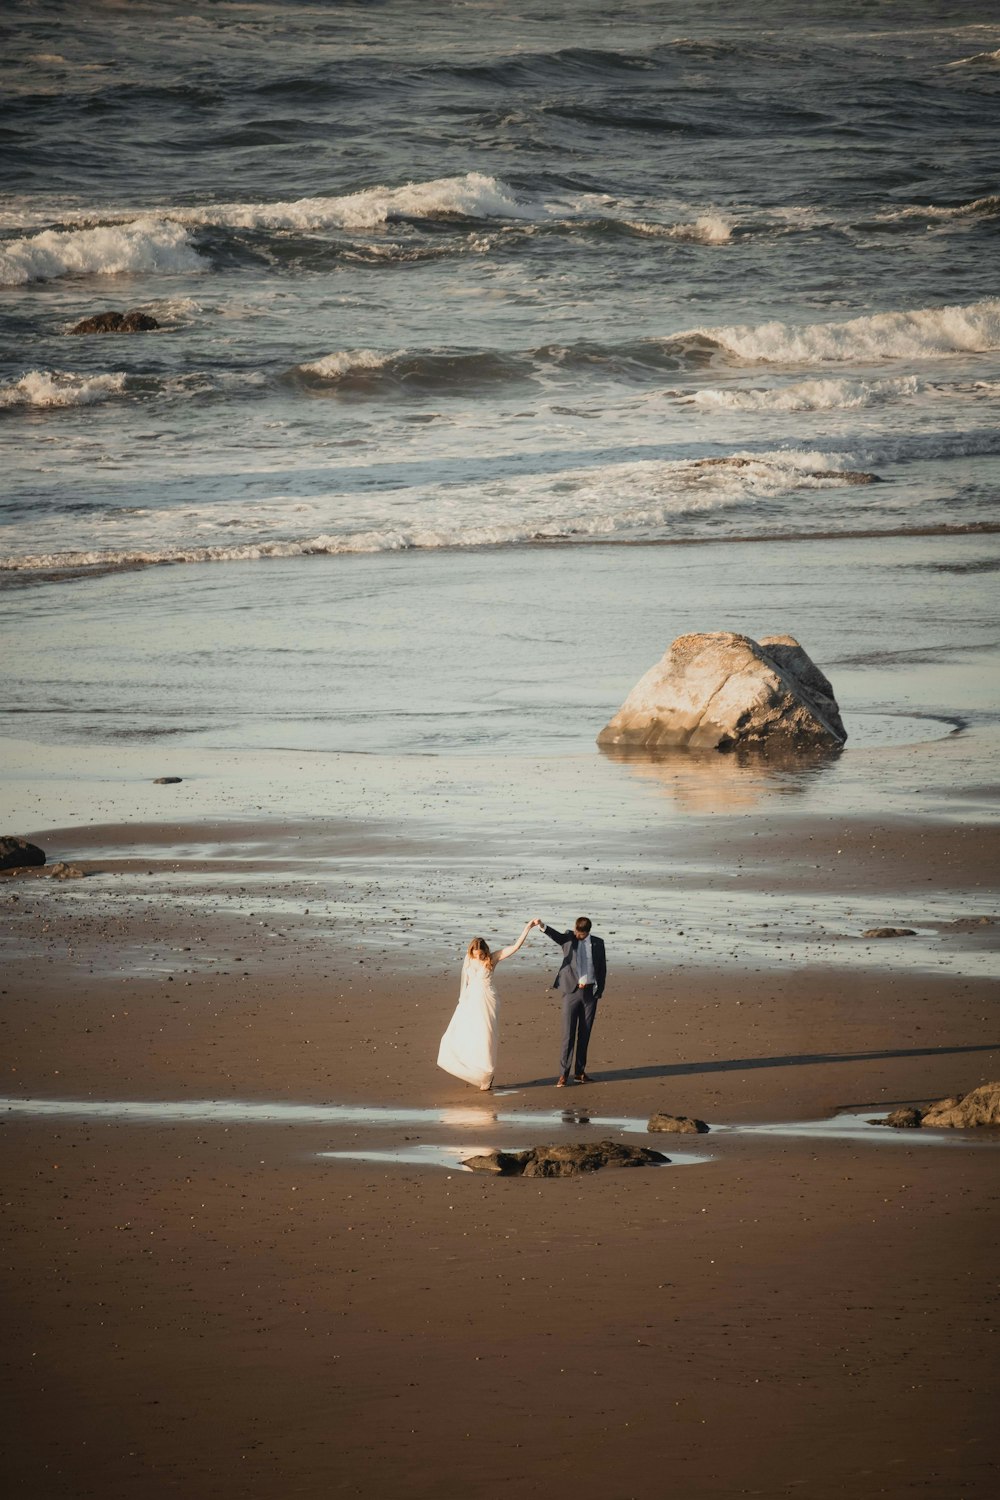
[0,837,46,870]
[812,469,881,484]
[153,776,183,784]
[461,1150,525,1176]
[647,1112,709,1134]
[862,927,917,939]
[937,914,996,933]
[462,1140,668,1177]
[880,1106,923,1129]
[70,310,160,334]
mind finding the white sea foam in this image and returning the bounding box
[680,298,1000,366]
[0,370,127,409]
[672,214,733,244]
[625,213,733,244]
[947,47,1000,66]
[172,172,539,232]
[875,194,1000,223]
[687,375,922,412]
[0,367,267,410]
[0,217,205,286]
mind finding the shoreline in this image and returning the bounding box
[4,518,1000,588]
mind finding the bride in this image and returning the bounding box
[437,920,536,1091]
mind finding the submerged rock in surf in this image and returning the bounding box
[0,837,46,870]
[462,1140,668,1177]
[69,310,160,334]
[692,456,880,485]
[598,632,846,753]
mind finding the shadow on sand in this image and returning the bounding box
[507,1040,1000,1092]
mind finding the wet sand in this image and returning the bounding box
[2,727,999,1499]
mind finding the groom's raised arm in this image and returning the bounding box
[538,922,572,945]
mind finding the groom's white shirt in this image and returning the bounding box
[576,935,595,987]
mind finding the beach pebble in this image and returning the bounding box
[153,776,183,784]
[862,926,917,938]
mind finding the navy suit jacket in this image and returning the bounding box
[542,926,607,1001]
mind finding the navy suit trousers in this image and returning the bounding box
[560,985,598,1076]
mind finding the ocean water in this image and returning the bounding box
[1,0,999,757]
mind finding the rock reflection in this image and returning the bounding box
[438,1105,500,1129]
[598,741,841,812]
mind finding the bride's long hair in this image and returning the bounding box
[467,937,496,970]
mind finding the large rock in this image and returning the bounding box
[648,1112,709,1134]
[0,837,45,870]
[598,632,846,752]
[69,310,160,334]
[921,1082,1000,1129]
[462,1140,668,1176]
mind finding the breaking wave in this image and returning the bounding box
[622,213,732,244]
[947,47,1000,67]
[287,302,1000,400]
[0,449,884,577]
[0,217,205,286]
[10,174,986,290]
[670,299,1000,367]
[291,346,534,395]
[0,366,267,411]
[873,195,1000,225]
[0,370,127,408]
[686,375,922,412]
[171,172,539,231]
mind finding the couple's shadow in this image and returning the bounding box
[505,1040,1000,1092]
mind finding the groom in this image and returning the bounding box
[533,916,607,1086]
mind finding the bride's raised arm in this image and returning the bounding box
[494,919,536,963]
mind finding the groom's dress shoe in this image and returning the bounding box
[574,1072,592,1084]
[556,1074,569,1087]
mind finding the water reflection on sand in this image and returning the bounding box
[598,711,955,813]
[3,1098,995,1175]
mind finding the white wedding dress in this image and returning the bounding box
[437,955,499,1089]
